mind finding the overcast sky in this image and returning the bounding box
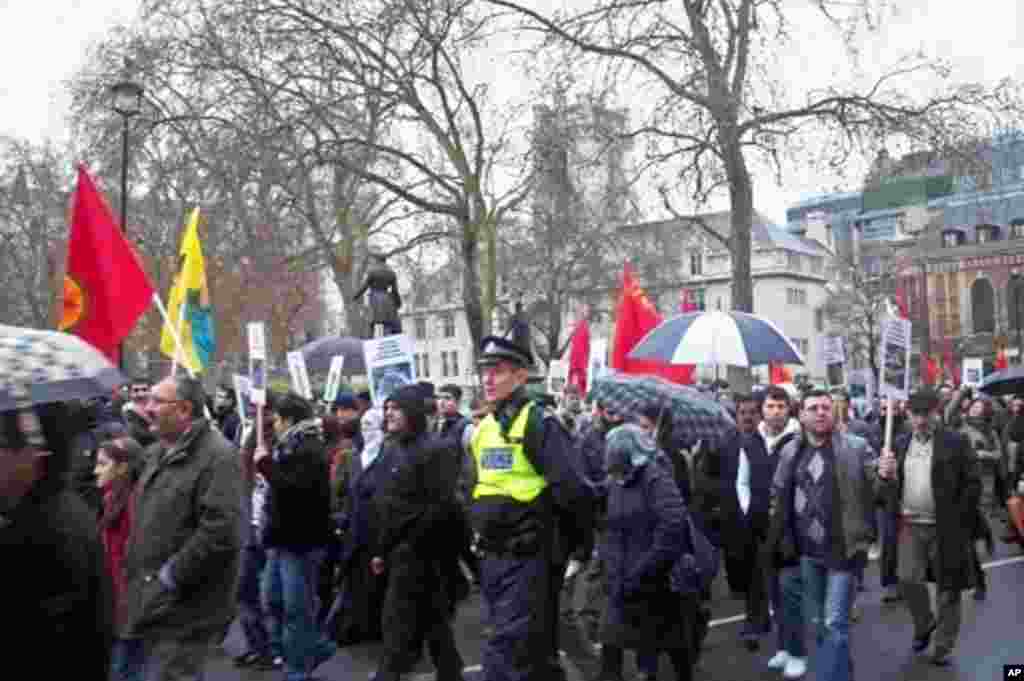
[2,0,1022,224]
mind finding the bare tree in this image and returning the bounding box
[0,139,73,329]
[487,0,1023,315]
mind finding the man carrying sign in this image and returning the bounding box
[877,389,980,667]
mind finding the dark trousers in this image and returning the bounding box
[878,508,900,588]
[480,551,557,681]
[376,549,463,681]
[237,541,279,658]
[725,536,770,634]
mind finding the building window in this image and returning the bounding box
[810,256,824,274]
[1011,220,1024,239]
[787,253,803,271]
[414,354,422,377]
[689,251,703,276]
[942,230,964,248]
[441,351,449,377]
[414,316,427,340]
[786,288,808,306]
[815,308,825,333]
[692,288,706,311]
[976,224,999,244]
[419,353,430,378]
[441,312,455,338]
[971,278,996,334]
[450,351,459,377]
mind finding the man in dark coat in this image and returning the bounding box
[0,400,114,679]
[370,384,465,681]
[878,388,980,666]
[212,384,242,444]
[122,376,243,680]
[255,392,337,680]
[718,394,775,651]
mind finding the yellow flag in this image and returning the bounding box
[160,207,216,373]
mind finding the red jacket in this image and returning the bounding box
[101,483,135,620]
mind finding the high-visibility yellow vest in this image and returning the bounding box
[471,403,547,503]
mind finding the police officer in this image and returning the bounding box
[470,326,594,681]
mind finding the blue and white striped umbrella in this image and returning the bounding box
[628,310,804,368]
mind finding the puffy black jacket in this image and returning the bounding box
[258,419,333,552]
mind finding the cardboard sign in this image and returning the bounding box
[879,316,912,400]
[821,335,846,366]
[363,334,417,407]
[247,322,267,406]
[323,355,346,403]
[962,358,984,387]
[587,338,609,397]
[286,351,313,400]
[547,359,569,396]
[232,374,252,426]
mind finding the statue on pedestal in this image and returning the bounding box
[353,253,402,338]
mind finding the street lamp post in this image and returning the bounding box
[110,73,144,371]
[1013,273,1023,365]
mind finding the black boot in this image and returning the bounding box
[594,644,624,681]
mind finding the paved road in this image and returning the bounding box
[207,541,1024,681]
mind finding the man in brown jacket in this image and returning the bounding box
[122,376,243,680]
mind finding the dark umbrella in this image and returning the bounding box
[0,324,126,411]
[295,335,366,374]
[978,367,1024,397]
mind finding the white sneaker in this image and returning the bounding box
[768,651,790,670]
[783,656,807,679]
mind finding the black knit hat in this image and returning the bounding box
[384,384,429,436]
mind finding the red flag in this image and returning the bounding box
[995,348,1009,371]
[923,355,941,384]
[894,279,909,318]
[60,165,155,363]
[680,288,699,313]
[942,338,960,387]
[769,362,793,385]
[611,264,694,383]
[567,306,591,395]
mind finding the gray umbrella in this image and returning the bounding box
[296,335,366,374]
[0,324,126,411]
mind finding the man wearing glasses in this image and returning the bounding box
[121,376,243,680]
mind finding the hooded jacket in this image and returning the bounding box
[373,385,460,559]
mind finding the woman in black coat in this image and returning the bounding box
[597,424,693,681]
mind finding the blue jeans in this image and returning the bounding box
[262,548,337,681]
[801,557,856,681]
[110,637,145,681]
[878,509,899,588]
[238,540,280,658]
[777,565,807,659]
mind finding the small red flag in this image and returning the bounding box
[995,348,1009,371]
[610,264,694,384]
[894,280,909,319]
[60,165,155,363]
[568,306,591,395]
[769,362,793,385]
[922,355,941,384]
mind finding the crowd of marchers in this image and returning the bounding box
[3,329,1023,681]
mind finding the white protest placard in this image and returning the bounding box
[962,358,984,387]
[286,351,313,400]
[323,356,346,403]
[363,334,417,407]
[232,374,252,425]
[588,338,609,396]
[879,316,912,400]
[821,335,846,366]
[848,369,875,404]
[247,322,267,406]
[547,359,569,396]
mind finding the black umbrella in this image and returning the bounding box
[978,367,1024,397]
[295,335,366,374]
